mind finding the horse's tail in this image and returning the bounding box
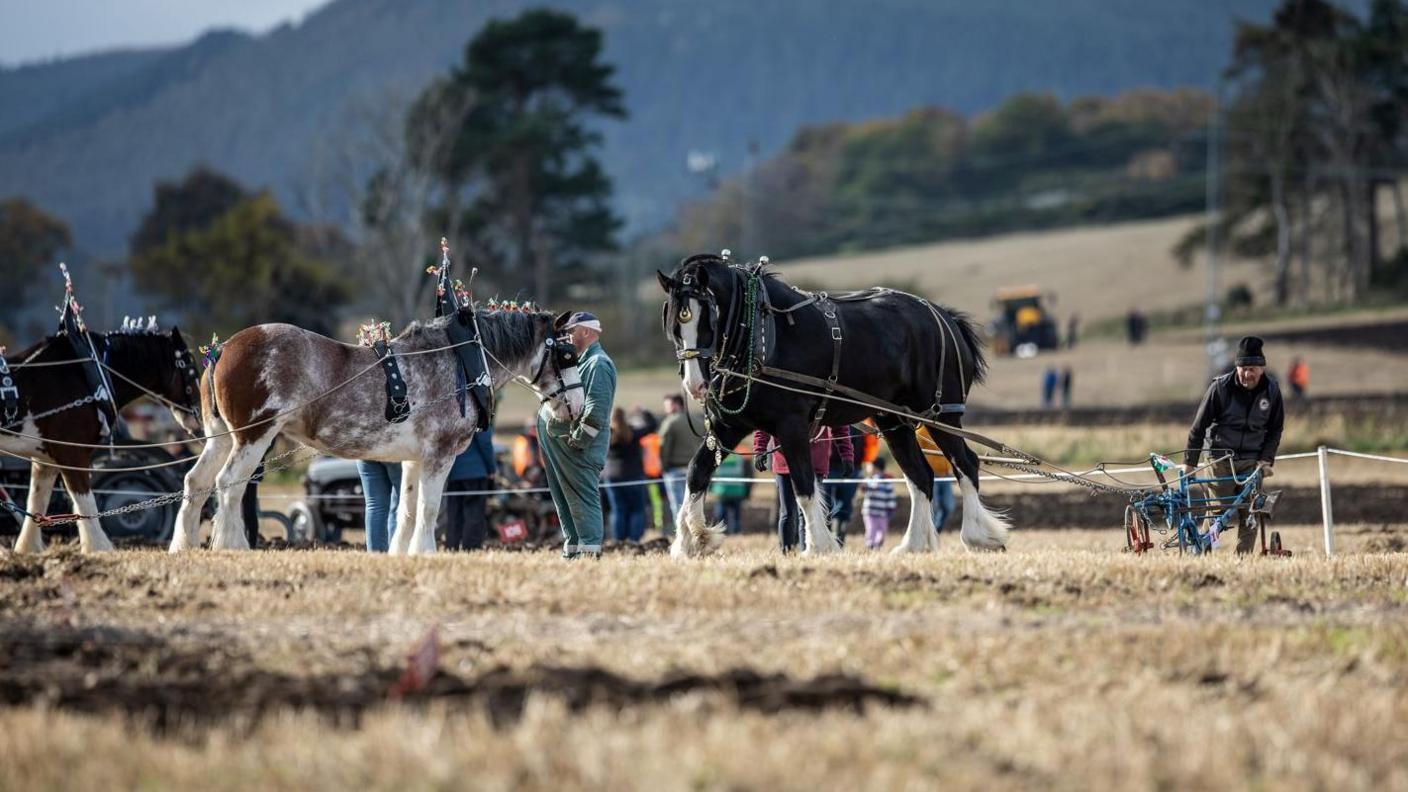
[201,362,221,422]
[949,309,988,387]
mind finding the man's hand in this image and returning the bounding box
[753,454,770,473]
[1256,460,1274,479]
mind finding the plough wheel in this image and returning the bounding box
[1124,506,1153,554]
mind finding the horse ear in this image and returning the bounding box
[553,311,572,332]
[656,270,674,293]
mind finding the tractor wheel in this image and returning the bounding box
[287,500,324,545]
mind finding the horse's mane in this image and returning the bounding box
[397,307,549,362]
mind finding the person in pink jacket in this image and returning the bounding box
[753,427,854,553]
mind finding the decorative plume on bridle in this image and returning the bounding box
[198,333,222,370]
[421,238,548,316]
[356,321,394,347]
[115,315,162,335]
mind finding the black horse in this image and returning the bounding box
[657,253,1008,557]
[0,323,202,553]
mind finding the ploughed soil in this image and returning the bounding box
[0,621,920,733]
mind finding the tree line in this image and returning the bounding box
[668,88,1216,260]
[1176,0,1408,305]
[0,9,624,344]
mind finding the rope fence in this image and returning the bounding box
[5,445,1402,555]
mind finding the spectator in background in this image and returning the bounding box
[443,426,496,551]
[629,406,666,534]
[1126,309,1148,345]
[605,407,649,542]
[1042,366,1059,409]
[709,443,753,535]
[753,427,853,553]
[917,429,956,534]
[357,459,401,553]
[658,393,702,527]
[1060,366,1074,409]
[511,421,545,490]
[1288,357,1309,403]
[1066,313,1080,349]
[821,424,861,545]
[861,458,898,550]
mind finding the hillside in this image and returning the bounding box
[0,0,1288,257]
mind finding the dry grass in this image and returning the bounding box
[3,524,1408,790]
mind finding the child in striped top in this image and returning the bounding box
[861,458,898,550]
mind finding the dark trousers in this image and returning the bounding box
[777,474,802,552]
[1208,458,1262,554]
[714,499,744,535]
[240,462,266,547]
[605,480,648,542]
[823,480,858,544]
[444,476,491,551]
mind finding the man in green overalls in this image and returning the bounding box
[538,311,617,558]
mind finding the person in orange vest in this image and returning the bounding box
[1287,357,1309,403]
[916,427,957,533]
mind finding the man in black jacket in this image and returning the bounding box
[1181,336,1285,554]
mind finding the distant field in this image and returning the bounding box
[500,214,1408,425]
[778,214,1269,325]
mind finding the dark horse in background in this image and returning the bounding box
[0,325,202,553]
[657,253,1009,557]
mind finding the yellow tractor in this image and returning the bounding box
[990,285,1059,356]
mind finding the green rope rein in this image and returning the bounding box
[711,269,761,417]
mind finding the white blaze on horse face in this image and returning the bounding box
[559,365,584,420]
[680,297,707,399]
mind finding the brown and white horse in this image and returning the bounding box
[169,307,583,554]
[1,325,202,553]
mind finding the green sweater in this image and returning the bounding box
[543,341,617,463]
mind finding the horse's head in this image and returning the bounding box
[657,253,735,401]
[529,311,585,422]
[105,323,203,436]
[464,305,584,422]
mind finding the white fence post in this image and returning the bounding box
[1317,445,1334,556]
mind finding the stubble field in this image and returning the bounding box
[3,522,1407,791]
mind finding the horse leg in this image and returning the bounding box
[388,460,421,556]
[406,462,450,556]
[60,468,114,553]
[14,461,57,554]
[170,420,232,552]
[671,423,748,559]
[210,431,277,550]
[768,418,838,556]
[933,423,1009,551]
[878,423,939,554]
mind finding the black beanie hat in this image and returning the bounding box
[1235,336,1266,367]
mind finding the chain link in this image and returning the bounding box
[2,394,96,429]
[984,457,1148,497]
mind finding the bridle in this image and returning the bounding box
[527,335,584,406]
[170,331,202,415]
[664,264,752,386]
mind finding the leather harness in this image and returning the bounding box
[372,339,412,423]
[0,348,17,426]
[673,265,967,430]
